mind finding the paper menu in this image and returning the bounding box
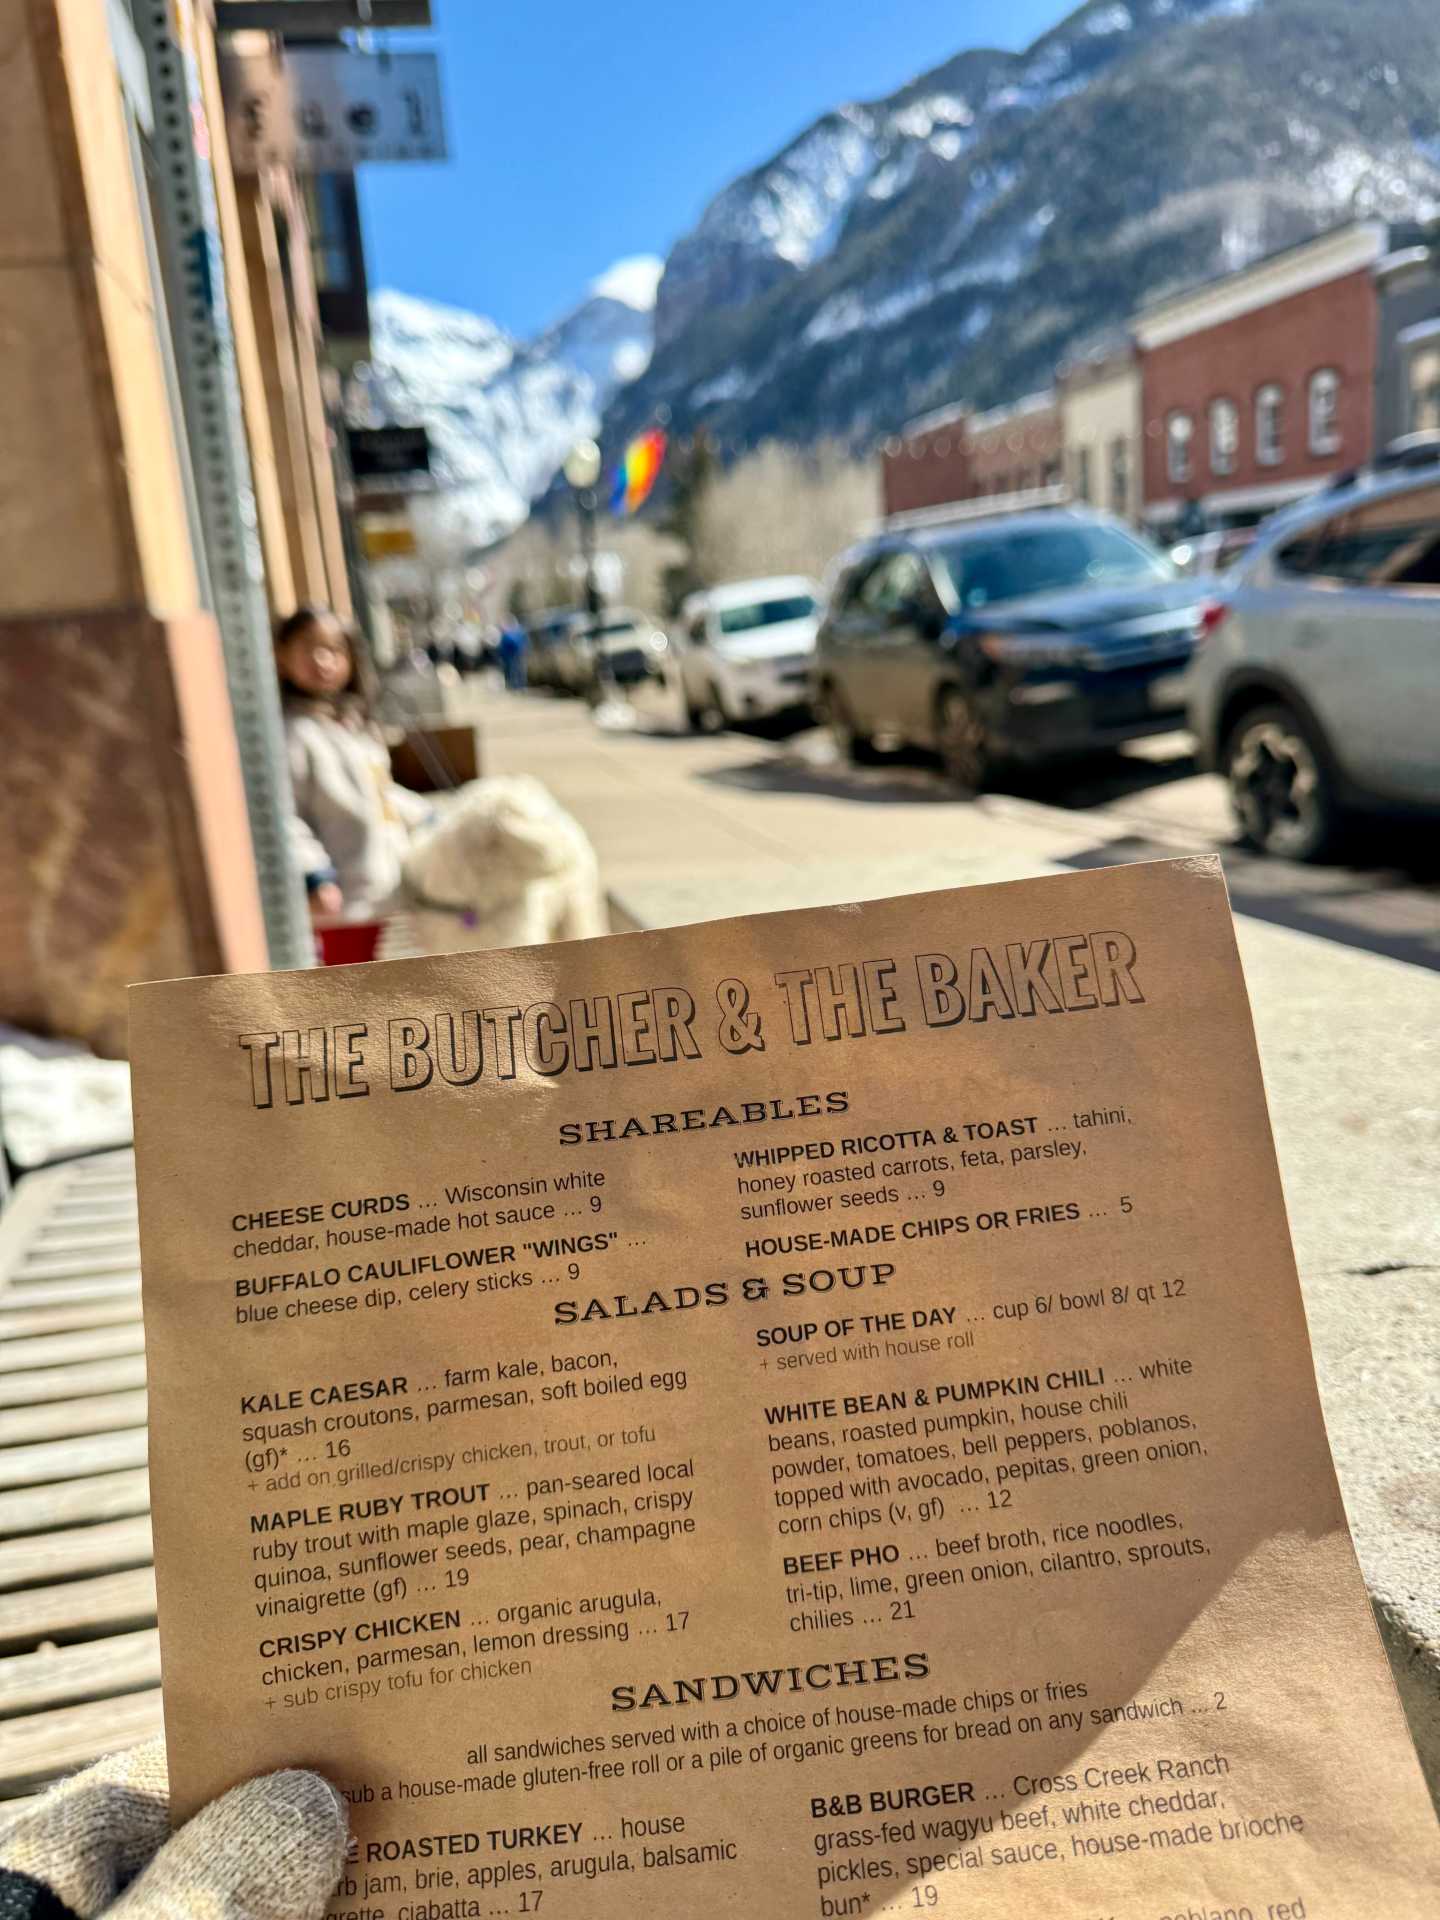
[129,857,1438,1917]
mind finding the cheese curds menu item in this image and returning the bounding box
[130,858,1438,1918]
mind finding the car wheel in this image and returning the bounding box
[820,684,879,764]
[690,683,729,733]
[937,688,991,793]
[1223,702,1339,861]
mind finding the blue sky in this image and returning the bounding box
[360,0,1071,338]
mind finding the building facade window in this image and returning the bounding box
[1073,447,1092,502]
[1255,383,1285,466]
[1209,398,1238,476]
[1110,437,1129,517]
[1307,369,1341,455]
[1165,411,1194,484]
[1409,346,1440,435]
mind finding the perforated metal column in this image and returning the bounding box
[133,0,311,970]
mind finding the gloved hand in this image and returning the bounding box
[0,1740,347,1920]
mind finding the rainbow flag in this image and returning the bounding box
[609,428,667,515]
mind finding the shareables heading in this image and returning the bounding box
[236,931,1143,1112]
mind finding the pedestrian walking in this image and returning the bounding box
[497,620,529,691]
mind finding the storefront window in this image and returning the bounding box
[1307,369,1341,455]
[1255,383,1284,466]
[1209,398,1238,476]
[1166,411,1193,484]
[1410,347,1440,435]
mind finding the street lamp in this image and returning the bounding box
[563,438,604,620]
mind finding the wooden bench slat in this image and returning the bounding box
[0,1470,150,1536]
[0,1430,147,1493]
[0,1327,145,1375]
[0,1688,163,1795]
[0,1357,147,1409]
[0,1279,141,1312]
[0,1517,153,1592]
[0,1629,160,1716]
[0,1302,144,1341]
[0,1393,148,1449]
[14,1254,139,1283]
[0,1567,156,1650]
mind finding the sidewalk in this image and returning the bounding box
[483,692,1440,1796]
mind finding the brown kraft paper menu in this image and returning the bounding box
[130,858,1438,1919]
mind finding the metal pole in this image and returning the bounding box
[133,0,312,970]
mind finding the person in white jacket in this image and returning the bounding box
[275,606,431,926]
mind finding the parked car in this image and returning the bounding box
[524,610,585,693]
[577,607,670,699]
[813,510,1205,788]
[1188,458,1440,860]
[1169,527,1257,577]
[672,576,821,730]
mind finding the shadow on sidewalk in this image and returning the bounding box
[1060,833,1440,973]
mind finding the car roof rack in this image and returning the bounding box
[1325,433,1440,493]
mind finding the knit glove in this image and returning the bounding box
[0,1740,347,1920]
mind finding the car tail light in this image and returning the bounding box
[1195,600,1230,646]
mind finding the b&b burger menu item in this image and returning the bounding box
[130,858,1438,1916]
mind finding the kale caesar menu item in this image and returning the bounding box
[130,858,1438,1918]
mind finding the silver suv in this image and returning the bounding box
[1188,458,1440,860]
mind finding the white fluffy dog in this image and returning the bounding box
[402,776,606,953]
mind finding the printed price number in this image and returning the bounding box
[590,1196,603,1213]
[325,1439,350,1459]
[666,1610,689,1632]
[517,1894,543,1914]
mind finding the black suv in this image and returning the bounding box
[813,509,1206,788]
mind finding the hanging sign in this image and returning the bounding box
[221,45,447,171]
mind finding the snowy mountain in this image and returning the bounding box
[363,257,660,546]
[366,0,1440,538]
[605,0,1440,450]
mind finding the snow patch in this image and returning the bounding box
[699,121,876,269]
[892,92,974,139]
[1085,5,1133,34]
[588,255,663,310]
[804,276,993,345]
[867,147,921,201]
[692,367,752,406]
[929,130,967,162]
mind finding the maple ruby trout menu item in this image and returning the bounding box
[130,859,1438,1920]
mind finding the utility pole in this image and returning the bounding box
[133,0,312,970]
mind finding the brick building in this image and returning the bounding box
[880,403,972,519]
[964,392,1063,500]
[1133,224,1385,530]
[880,392,1064,523]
